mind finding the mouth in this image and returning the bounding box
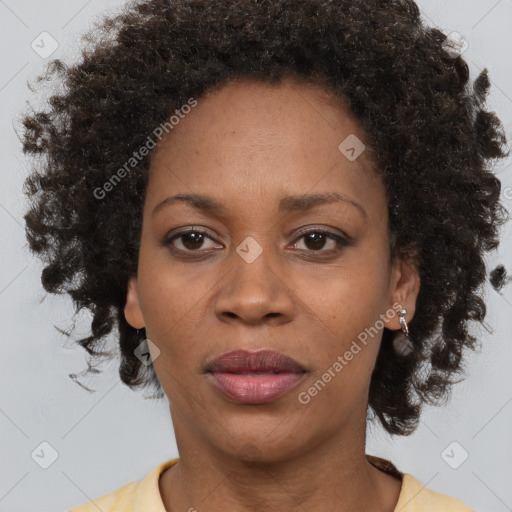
[206,349,307,404]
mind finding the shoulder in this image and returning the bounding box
[67,458,179,512]
[366,454,476,512]
[67,480,138,512]
[397,473,477,512]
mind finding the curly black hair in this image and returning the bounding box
[19,0,510,436]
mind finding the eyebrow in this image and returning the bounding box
[151,192,367,218]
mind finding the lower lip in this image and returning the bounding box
[209,372,306,404]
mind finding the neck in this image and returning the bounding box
[159,411,402,512]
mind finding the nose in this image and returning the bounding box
[213,243,295,326]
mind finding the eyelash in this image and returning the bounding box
[163,227,352,257]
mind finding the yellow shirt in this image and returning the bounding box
[68,454,476,511]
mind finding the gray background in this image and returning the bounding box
[1,1,511,511]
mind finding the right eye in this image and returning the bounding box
[164,228,223,253]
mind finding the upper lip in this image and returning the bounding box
[207,349,306,373]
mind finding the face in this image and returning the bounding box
[125,75,420,462]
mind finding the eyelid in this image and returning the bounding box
[164,226,223,246]
[291,225,354,245]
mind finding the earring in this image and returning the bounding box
[392,308,414,356]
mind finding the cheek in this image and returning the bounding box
[302,287,385,411]
[302,246,391,379]
[314,246,390,331]
[136,246,229,390]
[138,223,206,306]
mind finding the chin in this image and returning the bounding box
[209,421,311,465]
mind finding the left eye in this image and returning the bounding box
[291,230,349,252]
[166,229,220,252]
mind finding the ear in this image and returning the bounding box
[124,275,145,329]
[384,256,421,331]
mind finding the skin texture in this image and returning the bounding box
[22,0,509,439]
[124,76,420,511]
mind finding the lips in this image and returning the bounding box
[206,349,307,404]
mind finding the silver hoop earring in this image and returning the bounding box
[392,308,413,356]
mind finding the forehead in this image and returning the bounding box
[150,74,372,162]
[146,75,384,218]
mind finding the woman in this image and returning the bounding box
[20,0,509,510]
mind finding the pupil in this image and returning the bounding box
[306,233,326,250]
[183,232,204,250]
